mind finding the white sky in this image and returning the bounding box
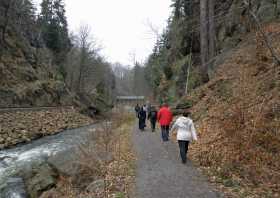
[34,0,172,66]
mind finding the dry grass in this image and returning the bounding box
[187,23,280,198]
[41,110,136,198]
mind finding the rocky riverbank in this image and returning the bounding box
[0,112,135,198]
[0,108,93,149]
[0,123,98,198]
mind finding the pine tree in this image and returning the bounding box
[0,0,36,44]
[18,0,37,37]
[171,0,182,20]
[39,0,71,65]
[39,0,53,25]
[0,0,15,43]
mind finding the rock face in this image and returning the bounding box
[147,0,280,103]
[0,46,74,108]
[203,0,280,76]
[0,1,74,108]
[215,0,280,53]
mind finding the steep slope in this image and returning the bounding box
[0,30,74,107]
[180,23,280,197]
[145,0,280,103]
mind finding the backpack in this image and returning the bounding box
[150,111,157,118]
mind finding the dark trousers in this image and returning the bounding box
[178,140,189,163]
[139,118,146,130]
[161,125,169,141]
[150,119,156,132]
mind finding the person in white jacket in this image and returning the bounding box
[170,111,198,164]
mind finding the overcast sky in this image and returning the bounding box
[34,0,172,66]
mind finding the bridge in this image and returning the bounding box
[115,96,145,106]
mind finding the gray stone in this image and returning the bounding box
[257,1,276,22]
[1,177,27,198]
[24,163,58,198]
[85,179,105,193]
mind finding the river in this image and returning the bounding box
[0,124,98,198]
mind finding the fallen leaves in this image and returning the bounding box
[187,23,280,198]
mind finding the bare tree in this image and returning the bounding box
[144,19,161,40]
[76,25,95,93]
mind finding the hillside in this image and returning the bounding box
[0,28,74,107]
[180,23,280,197]
[0,1,116,110]
[145,0,280,103]
[0,0,76,107]
[0,0,115,149]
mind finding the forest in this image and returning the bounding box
[0,0,279,197]
[0,0,150,111]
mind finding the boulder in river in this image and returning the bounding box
[1,177,27,198]
[24,163,58,198]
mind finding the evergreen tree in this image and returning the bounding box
[171,0,182,20]
[0,0,36,44]
[39,0,53,25]
[39,0,71,65]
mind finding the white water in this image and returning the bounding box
[0,124,98,197]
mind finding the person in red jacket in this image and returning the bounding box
[157,103,173,141]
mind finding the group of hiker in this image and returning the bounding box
[135,104,158,132]
[134,103,198,164]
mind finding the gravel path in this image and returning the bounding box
[132,124,222,198]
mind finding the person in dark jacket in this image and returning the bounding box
[138,107,146,131]
[134,104,140,117]
[148,106,157,132]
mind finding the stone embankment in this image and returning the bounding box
[0,107,93,149]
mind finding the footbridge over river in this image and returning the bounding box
[115,96,145,106]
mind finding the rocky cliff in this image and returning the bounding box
[213,0,280,71]
[145,0,280,103]
[0,29,74,107]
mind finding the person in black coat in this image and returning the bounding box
[148,106,157,132]
[138,107,146,131]
[134,104,140,117]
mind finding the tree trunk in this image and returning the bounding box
[208,0,215,65]
[200,0,209,82]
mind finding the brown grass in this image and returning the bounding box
[41,110,136,198]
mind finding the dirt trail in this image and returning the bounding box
[132,124,223,198]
